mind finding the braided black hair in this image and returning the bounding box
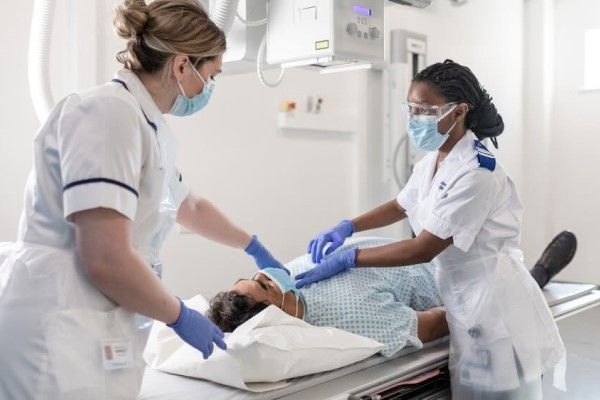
[413,59,504,148]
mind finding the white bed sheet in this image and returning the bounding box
[144,301,383,392]
[138,339,448,400]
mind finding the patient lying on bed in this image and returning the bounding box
[208,233,576,358]
[209,237,447,357]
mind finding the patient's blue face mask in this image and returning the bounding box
[406,104,458,151]
[170,60,215,117]
[258,268,301,318]
[259,268,299,296]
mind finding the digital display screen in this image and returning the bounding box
[352,5,372,16]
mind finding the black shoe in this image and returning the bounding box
[530,231,577,288]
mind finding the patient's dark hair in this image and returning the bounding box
[413,59,504,148]
[207,291,269,332]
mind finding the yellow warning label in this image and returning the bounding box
[315,40,330,50]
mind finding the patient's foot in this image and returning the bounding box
[530,231,577,289]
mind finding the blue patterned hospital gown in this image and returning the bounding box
[285,237,443,357]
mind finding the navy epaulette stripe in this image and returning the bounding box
[111,78,130,91]
[474,140,496,171]
[111,79,157,133]
[63,178,139,197]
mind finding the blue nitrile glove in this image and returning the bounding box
[295,247,358,289]
[244,235,289,274]
[308,220,355,264]
[168,299,227,359]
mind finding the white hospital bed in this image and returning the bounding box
[139,282,600,400]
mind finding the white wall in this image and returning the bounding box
[520,0,599,284]
[1,0,531,300]
[546,0,600,284]
[522,0,562,269]
[0,1,37,241]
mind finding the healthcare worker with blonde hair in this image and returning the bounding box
[299,60,565,399]
[0,1,284,398]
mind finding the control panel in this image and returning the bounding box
[346,5,381,41]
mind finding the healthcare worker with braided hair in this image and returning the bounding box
[299,60,564,399]
[0,1,284,399]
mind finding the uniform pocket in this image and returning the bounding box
[139,158,166,201]
[45,307,147,400]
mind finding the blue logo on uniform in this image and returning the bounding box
[439,181,447,191]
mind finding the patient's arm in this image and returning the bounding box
[417,308,449,343]
[352,200,407,233]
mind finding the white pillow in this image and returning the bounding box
[144,295,384,392]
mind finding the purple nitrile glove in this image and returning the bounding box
[245,235,289,274]
[307,220,355,264]
[295,247,358,289]
[168,299,227,359]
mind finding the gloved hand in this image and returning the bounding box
[295,247,357,289]
[168,299,227,359]
[244,235,289,274]
[308,220,355,264]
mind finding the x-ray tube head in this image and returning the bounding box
[266,0,384,72]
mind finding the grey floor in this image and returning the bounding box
[542,304,600,399]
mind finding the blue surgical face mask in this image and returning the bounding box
[170,60,215,117]
[407,105,457,151]
[259,268,299,295]
[258,268,301,318]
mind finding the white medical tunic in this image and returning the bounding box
[397,131,564,397]
[0,69,188,399]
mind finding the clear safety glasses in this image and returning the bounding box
[400,102,457,118]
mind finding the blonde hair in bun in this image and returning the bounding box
[113,0,226,73]
[114,0,149,41]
